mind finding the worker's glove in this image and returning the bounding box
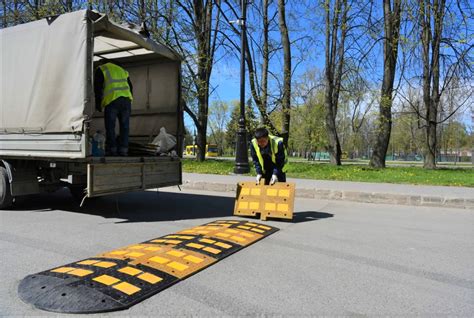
[270,174,278,185]
[256,174,262,185]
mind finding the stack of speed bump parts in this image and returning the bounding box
[234,181,296,221]
[18,220,278,313]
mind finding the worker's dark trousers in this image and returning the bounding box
[262,170,286,185]
[104,97,131,156]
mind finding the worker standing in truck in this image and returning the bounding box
[251,127,289,185]
[94,61,133,156]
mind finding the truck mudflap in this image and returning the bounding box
[87,158,181,197]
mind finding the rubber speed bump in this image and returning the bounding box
[234,182,295,221]
[18,220,278,313]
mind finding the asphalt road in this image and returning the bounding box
[1,187,473,316]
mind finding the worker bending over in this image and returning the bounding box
[250,127,288,185]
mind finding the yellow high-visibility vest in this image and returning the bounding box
[251,135,289,173]
[99,63,133,109]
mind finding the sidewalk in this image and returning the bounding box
[181,173,474,210]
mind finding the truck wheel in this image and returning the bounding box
[0,167,13,209]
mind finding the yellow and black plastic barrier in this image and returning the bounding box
[234,182,295,221]
[18,220,278,313]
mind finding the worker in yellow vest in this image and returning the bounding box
[94,61,133,156]
[250,127,288,185]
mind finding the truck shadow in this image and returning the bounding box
[12,188,235,222]
[11,188,333,224]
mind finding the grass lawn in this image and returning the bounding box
[182,158,474,187]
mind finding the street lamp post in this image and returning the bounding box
[234,0,250,174]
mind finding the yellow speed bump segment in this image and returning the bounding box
[18,220,278,313]
[234,182,295,221]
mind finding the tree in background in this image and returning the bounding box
[403,0,473,168]
[225,100,258,156]
[208,101,231,155]
[370,0,402,168]
[323,0,349,165]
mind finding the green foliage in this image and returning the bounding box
[225,100,259,155]
[182,159,474,187]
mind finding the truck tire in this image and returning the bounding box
[0,167,13,209]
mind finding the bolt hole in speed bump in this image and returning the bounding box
[234,182,296,221]
[17,220,278,313]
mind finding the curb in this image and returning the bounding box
[181,180,474,210]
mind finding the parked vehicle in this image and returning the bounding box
[0,10,184,208]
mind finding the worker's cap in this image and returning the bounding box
[254,127,269,139]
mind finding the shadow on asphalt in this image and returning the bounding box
[10,189,334,224]
[10,188,234,222]
[292,211,334,223]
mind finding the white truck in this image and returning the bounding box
[0,10,184,208]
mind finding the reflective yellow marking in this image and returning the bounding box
[186,243,204,249]
[69,269,93,277]
[249,202,259,209]
[199,238,216,244]
[238,202,249,209]
[251,188,261,196]
[215,242,232,249]
[166,250,186,257]
[93,275,120,286]
[144,246,161,251]
[177,236,194,239]
[225,229,239,234]
[277,204,288,212]
[227,221,239,224]
[109,250,128,255]
[265,203,276,210]
[267,189,278,196]
[129,245,145,250]
[239,232,255,238]
[93,261,116,268]
[113,282,141,295]
[258,225,271,230]
[138,273,162,284]
[77,260,99,265]
[216,232,231,238]
[149,256,170,264]
[241,188,250,195]
[237,225,251,230]
[165,240,182,244]
[126,252,145,258]
[279,189,290,197]
[246,223,257,226]
[167,261,189,271]
[180,230,194,234]
[118,267,142,276]
[251,228,265,233]
[197,230,209,234]
[151,239,166,243]
[51,267,75,273]
[203,247,221,254]
[165,235,178,238]
[184,255,204,264]
[230,236,246,242]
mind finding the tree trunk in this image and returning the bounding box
[2,0,6,27]
[278,0,291,145]
[370,0,401,168]
[323,0,347,165]
[420,0,445,169]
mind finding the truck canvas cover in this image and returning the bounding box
[0,10,182,159]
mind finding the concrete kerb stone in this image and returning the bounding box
[180,181,471,210]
